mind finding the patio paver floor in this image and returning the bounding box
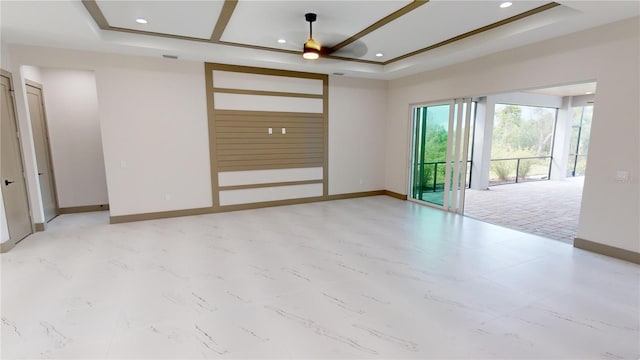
[464,177,584,243]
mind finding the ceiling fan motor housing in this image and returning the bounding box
[305,13,317,23]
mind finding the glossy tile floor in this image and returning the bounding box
[2,196,639,359]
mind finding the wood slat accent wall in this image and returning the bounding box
[205,63,329,208]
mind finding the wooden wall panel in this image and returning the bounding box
[205,63,328,208]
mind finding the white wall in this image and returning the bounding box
[493,91,562,108]
[1,41,11,70]
[386,17,640,253]
[329,76,387,195]
[9,45,391,220]
[95,67,211,216]
[21,65,42,83]
[39,68,108,208]
[9,46,212,217]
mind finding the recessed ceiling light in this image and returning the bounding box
[277,39,286,44]
[135,18,148,24]
[375,52,384,57]
[500,2,512,8]
[585,91,593,94]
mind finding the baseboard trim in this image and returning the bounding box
[384,190,408,200]
[109,190,399,224]
[216,191,388,213]
[327,190,386,201]
[574,237,640,264]
[110,207,213,224]
[218,196,327,213]
[35,223,46,232]
[58,204,109,214]
[0,240,16,253]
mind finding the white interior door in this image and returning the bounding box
[26,83,58,222]
[1,73,32,244]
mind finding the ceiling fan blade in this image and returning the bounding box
[326,40,368,58]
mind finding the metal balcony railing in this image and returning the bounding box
[489,156,552,185]
[413,160,472,193]
[568,154,588,177]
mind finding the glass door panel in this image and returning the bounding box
[410,99,472,213]
[410,103,451,206]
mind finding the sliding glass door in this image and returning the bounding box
[410,104,449,206]
[409,99,473,213]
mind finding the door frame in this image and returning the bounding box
[1,69,33,252]
[406,98,473,214]
[406,100,454,211]
[25,80,59,222]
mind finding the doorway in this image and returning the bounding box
[26,81,58,222]
[408,99,474,213]
[1,71,32,248]
[463,82,596,242]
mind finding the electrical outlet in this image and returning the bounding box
[615,170,629,182]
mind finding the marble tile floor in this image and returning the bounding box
[1,196,638,359]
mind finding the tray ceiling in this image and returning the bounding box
[85,0,561,64]
[1,1,638,79]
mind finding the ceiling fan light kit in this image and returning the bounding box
[303,39,320,60]
[303,12,320,60]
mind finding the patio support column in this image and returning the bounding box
[550,96,572,180]
[470,96,495,190]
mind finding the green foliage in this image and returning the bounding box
[423,123,448,162]
[492,161,512,181]
[518,160,532,180]
[420,165,433,191]
[492,104,556,159]
[413,119,448,192]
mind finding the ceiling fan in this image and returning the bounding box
[303,13,321,59]
[294,12,367,60]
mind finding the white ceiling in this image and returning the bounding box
[222,0,412,57]
[1,1,638,80]
[349,0,549,61]
[97,1,225,39]
[524,82,597,97]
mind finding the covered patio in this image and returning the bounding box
[464,177,584,243]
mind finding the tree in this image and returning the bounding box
[423,122,448,162]
[493,105,523,155]
[493,104,555,158]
